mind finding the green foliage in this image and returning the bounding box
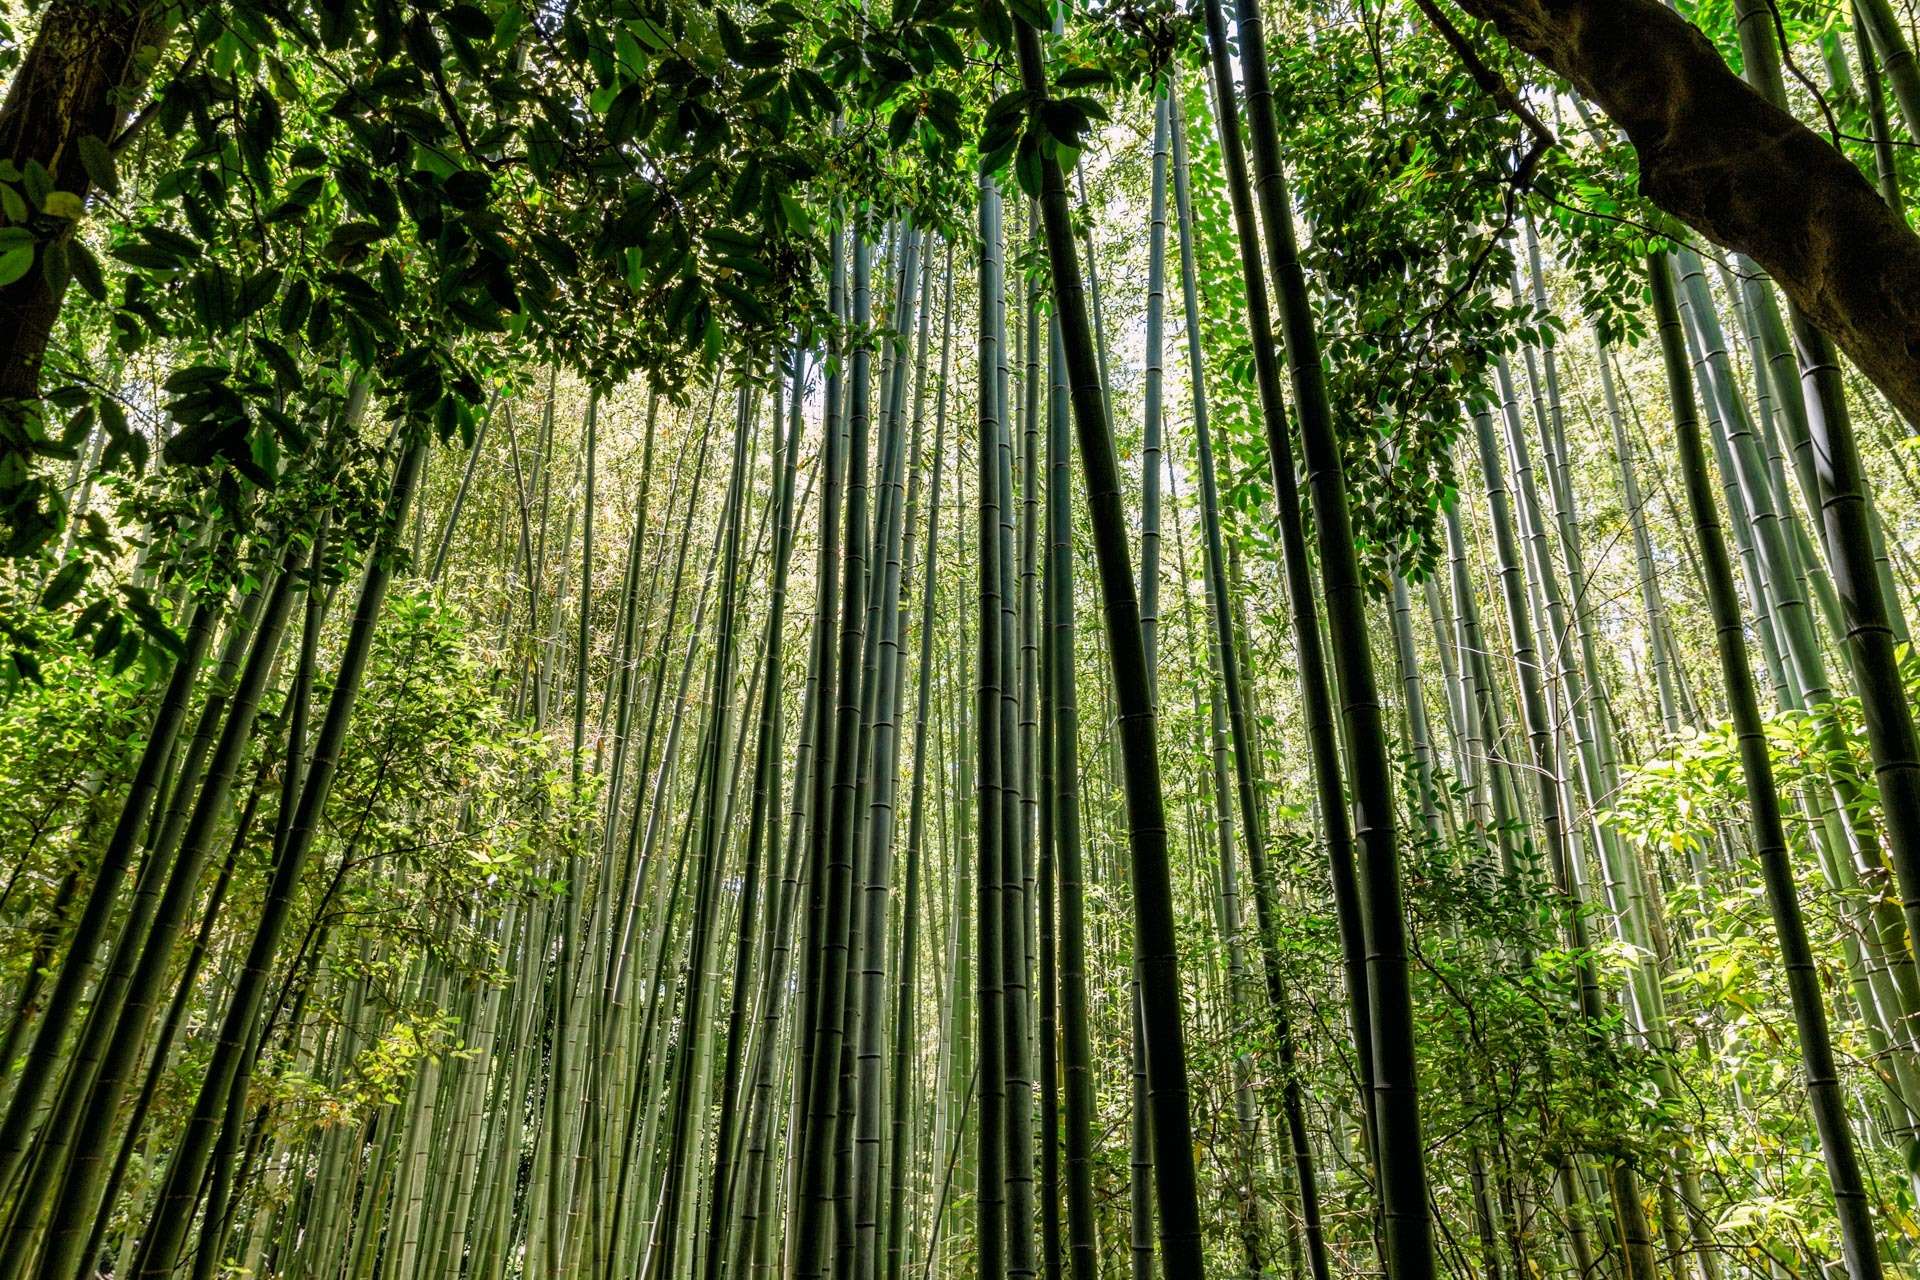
[0,647,147,986]
[3,1,1918,1274]
[317,587,559,939]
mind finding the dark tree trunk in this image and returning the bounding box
[0,0,167,399]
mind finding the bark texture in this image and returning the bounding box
[1453,0,1920,424]
[0,0,167,397]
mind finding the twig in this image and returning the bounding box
[1410,0,1556,188]
[1764,0,1845,148]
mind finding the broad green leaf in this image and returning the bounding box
[42,191,84,220]
[0,244,35,288]
[38,558,89,611]
[69,239,105,300]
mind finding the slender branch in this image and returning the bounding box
[1411,0,1556,187]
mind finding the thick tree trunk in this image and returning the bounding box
[1453,0,1920,425]
[0,0,167,399]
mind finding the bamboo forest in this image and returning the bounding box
[16,0,1920,1276]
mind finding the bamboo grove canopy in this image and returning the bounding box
[4,0,1920,1276]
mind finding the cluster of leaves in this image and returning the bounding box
[518,0,841,381]
[174,588,564,1139]
[0,645,148,984]
[1267,16,1535,585]
[317,589,558,956]
[1241,5,1675,587]
[0,0,548,673]
[271,1009,463,1128]
[1607,697,1879,861]
[1530,144,1674,352]
[1602,674,1920,1241]
[1401,818,1684,1180]
[4,0,1125,687]
[3,373,400,686]
[1167,72,1275,560]
[79,0,528,460]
